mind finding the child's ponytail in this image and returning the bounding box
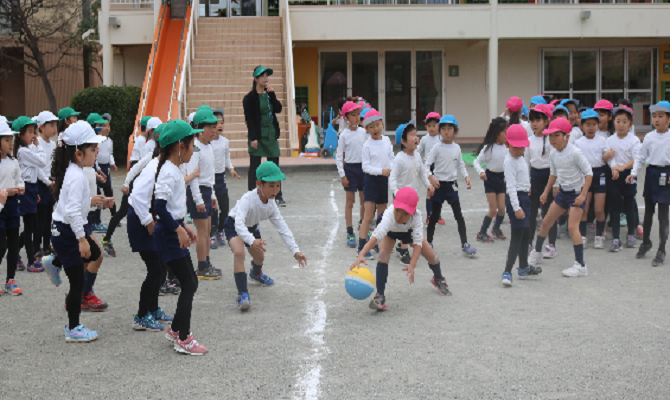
[13,126,30,159]
[476,117,507,155]
[509,109,521,125]
[51,142,94,201]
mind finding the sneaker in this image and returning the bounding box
[637,241,653,259]
[367,232,379,253]
[65,324,98,343]
[185,214,193,224]
[133,313,164,331]
[101,239,116,257]
[594,236,605,249]
[626,235,636,248]
[196,266,221,280]
[358,249,374,260]
[217,232,226,246]
[346,234,356,248]
[562,262,588,277]
[437,218,446,225]
[16,256,25,271]
[174,334,208,356]
[43,255,62,286]
[4,279,22,295]
[528,249,541,266]
[399,251,411,266]
[542,244,556,259]
[582,236,587,248]
[82,292,108,312]
[517,266,531,280]
[236,292,251,311]
[502,272,512,286]
[610,239,621,252]
[170,278,181,295]
[491,228,506,240]
[587,223,596,233]
[207,260,222,277]
[26,259,44,273]
[462,243,477,256]
[159,280,173,296]
[165,327,179,343]
[152,307,173,324]
[652,251,665,267]
[476,232,494,243]
[249,269,274,285]
[430,276,451,296]
[635,225,644,240]
[276,197,286,207]
[35,250,44,260]
[368,293,387,311]
[557,223,566,238]
[210,236,218,249]
[528,266,543,275]
[620,214,627,227]
[93,223,107,233]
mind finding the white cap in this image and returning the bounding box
[36,111,59,126]
[187,112,196,123]
[0,121,18,136]
[147,117,162,131]
[0,115,6,124]
[61,121,107,146]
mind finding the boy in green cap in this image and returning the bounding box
[57,107,80,134]
[129,115,152,169]
[224,161,307,311]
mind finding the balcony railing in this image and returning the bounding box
[289,0,667,5]
[110,0,154,10]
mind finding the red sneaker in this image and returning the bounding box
[82,292,108,312]
[174,334,208,356]
[437,219,445,225]
[165,327,179,343]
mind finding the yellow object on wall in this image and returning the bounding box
[293,47,319,122]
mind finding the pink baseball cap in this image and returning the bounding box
[550,99,561,106]
[393,187,419,215]
[546,104,556,113]
[362,108,383,127]
[613,105,634,121]
[506,96,523,113]
[342,101,362,116]
[543,117,572,135]
[594,99,614,111]
[424,112,441,122]
[506,124,530,147]
[531,104,553,119]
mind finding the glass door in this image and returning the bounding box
[571,50,598,108]
[627,49,653,126]
[415,51,442,131]
[542,50,571,102]
[385,51,412,133]
[320,52,348,118]
[352,52,379,110]
[600,49,625,104]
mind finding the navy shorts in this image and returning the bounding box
[363,174,388,204]
[432,181,460,205]
[643,165,670,205]
[608,169,636,197]
[344,163,364,193]
[37,181,55,206]
[506,191,531,229]
[0,196,20,229]
[590,166,609,194]
[223,216,261,248]
[484,170,506,194]
[387,229,414,245]
[153,219,189,264]
[186,186,213,220]
[19,182,38,216]
[530,168,550,196]
[98,163,112,189]
[127,205,155,253]
[128,160,138,170]
[554,188,586,210]
[214,173,228,196]
[50,221,99,267]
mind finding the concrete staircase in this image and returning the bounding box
[186,16,291,159]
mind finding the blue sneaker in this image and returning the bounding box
[185,214,193,224]
[210,236,218,249]
[358,249,375,260]
[502,272,512,286]
[462,243,477,256]
[65,324,98,342]
[151,307,173,324]
[249,269,274,285]
[216,232,226,246]
[346,234,356,248]
[517,266,530,280]
[43,255,61,286]
[133,313,163,331]
[236,292,251,311]
[610,239,621,252]
[16,256,26,271]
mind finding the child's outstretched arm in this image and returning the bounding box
[268,207,302,260]
[350,236,377,270]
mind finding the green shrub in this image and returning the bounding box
[70,86,141,167]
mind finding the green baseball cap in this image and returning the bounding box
[197,105,212,113]
[256,161,286,182]
[193,108,218,125]
[253,66,273,78]
[159,120,202,148]
[140,116,152,127]
[58,107,80,120]
[86,113,108,125]
[154,123,167,140]
[12,116,38,132]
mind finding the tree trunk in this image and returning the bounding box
[31,40,58,113]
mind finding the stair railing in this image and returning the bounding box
[174,0,197,120]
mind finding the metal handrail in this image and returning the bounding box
[175,0,197,120]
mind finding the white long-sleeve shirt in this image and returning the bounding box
[37,136,56,180]
[336,127,367,178]
[606,133,640,168]
[574,135,608,168]
[425,142,468,182]
[186,139,216,205]
[228,189,300,255]
[130,136,146,162]
[52,163,89,239]
[389,152,431,195]
[550,144,593,191]
[0,157,24,190]
[504,153,531,212]
[372,205,424,247]
[154,160,187,221]
[524,135,552,170]
[142,139,156,159]
[129,158,159,226]
[124,152,154,188]
[473,143,508,174]
[362,137,394,176]
[84,167,98,213]
[211,136,233,174]
[17,145,48,184]
[568,127,584,145]
[96,136,115,165]
[632,130,670,176]
[417,134,441,162]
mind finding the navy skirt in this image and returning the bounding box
[98,163,112,189]
[37,181,55,206]
[608,169,636,197]
[643,165,670,204]
[344,163,364,193]
[223,216,261,248]
[484,170,506,194]
[506,191,531,229]
[19,182,38,216]
[363,174,389,205]
[590,166,609,194]
[387,229,414,245]
[50,221,96,267]
[0,195,20,229]
[432,181,460,205]
[186,186,213,219]
[214,172,228,196]
[153,219,189,264]
[554,188,586,210]
[530,168,550,196]
[127,205,155,253]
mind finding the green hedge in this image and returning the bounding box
[70,86,141,167]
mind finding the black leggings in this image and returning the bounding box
[63,235,102,329]
[0,228,19,282]
[210,192,230,236]
[167,256,198,341]
[104,193,129,242]
[428,200,467,245]
[18,213,37,264]
[137,251,166,317]
[642,197,670,253]
[610,194,637,239]
[249,155,283,199]
[36,204,53,252]
[529,190,557,246]
[505,227,531,273]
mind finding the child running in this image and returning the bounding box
[351,187,450,312]
[90,113,117,238]
[224,161,307,311]
[35,111,58,259]
[417,112,444,225]
[425,115,476,256]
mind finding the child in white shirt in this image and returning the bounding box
[417,112,443,223]
[35,111,58,258]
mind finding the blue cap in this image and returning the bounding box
[578,107,590,113]
[581,109,599,121]
[553,105,569,115]
[360,108,371,119]
[560,99,580,107]
[439,114,458,127]
[395,120,416,146]
[531,96,547,105]
[650,101,670,114]
[522,104,529,117]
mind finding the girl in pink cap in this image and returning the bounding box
[417,112,444,225]
[594,99,615,138]
[351,187,450,311]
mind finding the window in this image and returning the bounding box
[295,86,309,114]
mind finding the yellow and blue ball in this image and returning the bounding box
[345,267,376,300]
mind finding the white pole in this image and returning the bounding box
[100,0,114,86]
[488,0,498,120]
